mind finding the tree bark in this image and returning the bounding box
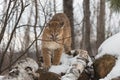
[34,0,41,67]
[82,0,92,55]
[0,0,11,44]
[96,0,105,49]
[63,0,74,49]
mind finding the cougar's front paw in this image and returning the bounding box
[43,65,51,71]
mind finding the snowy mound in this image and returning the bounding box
[95,32,120,59]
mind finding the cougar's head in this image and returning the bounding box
[45,21,64,41]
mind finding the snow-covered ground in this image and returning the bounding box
[95,32,120,80]
[0,49,93,80]
[49,49,93,80]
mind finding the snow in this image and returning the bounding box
[49,65,69,74]
[49,52,75,74]
[95,32,120,59]
[49,53,80,80]
[61,73,78,80]
[0,76,4,80]
[0,51,87,80]
[0,49,93,80]
[95,32,120,80]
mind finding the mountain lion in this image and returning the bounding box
[41,13,71,70]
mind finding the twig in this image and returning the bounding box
[17,24,43,28]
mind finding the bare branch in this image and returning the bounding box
[17,24,43,28]
[0,0,29,73]
[0,0,12,44]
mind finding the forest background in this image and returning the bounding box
[0,0,120,74]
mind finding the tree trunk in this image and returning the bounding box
[82,0,92,55]
[53,0,56,14]
[96,0,105,49]
[24,8,32,57]
[34,0,41,67]
[63,0,74,49]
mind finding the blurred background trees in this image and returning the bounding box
[0,0,120,74]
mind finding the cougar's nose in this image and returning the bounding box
[51,34,56,41]
[53,36,56,41]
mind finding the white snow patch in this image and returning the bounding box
[0,76,4,80]
[96,32,120,59]
[49,65,69,74]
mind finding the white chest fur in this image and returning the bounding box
[43,41,62,50]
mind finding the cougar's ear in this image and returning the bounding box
[59,21,64,28]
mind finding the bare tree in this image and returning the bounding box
[63,0,74,49]
[23,7,33,57]
[96,0,105,49]
[33,0,41,66]
[0,0,29,73]
[53,0,56,14]
[0,0,12,44]
[82,0,92,55]
[0,0,50,74]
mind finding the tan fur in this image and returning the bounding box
[93,54,116,79]
[36,69,61,80]
[41,13,71,69]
